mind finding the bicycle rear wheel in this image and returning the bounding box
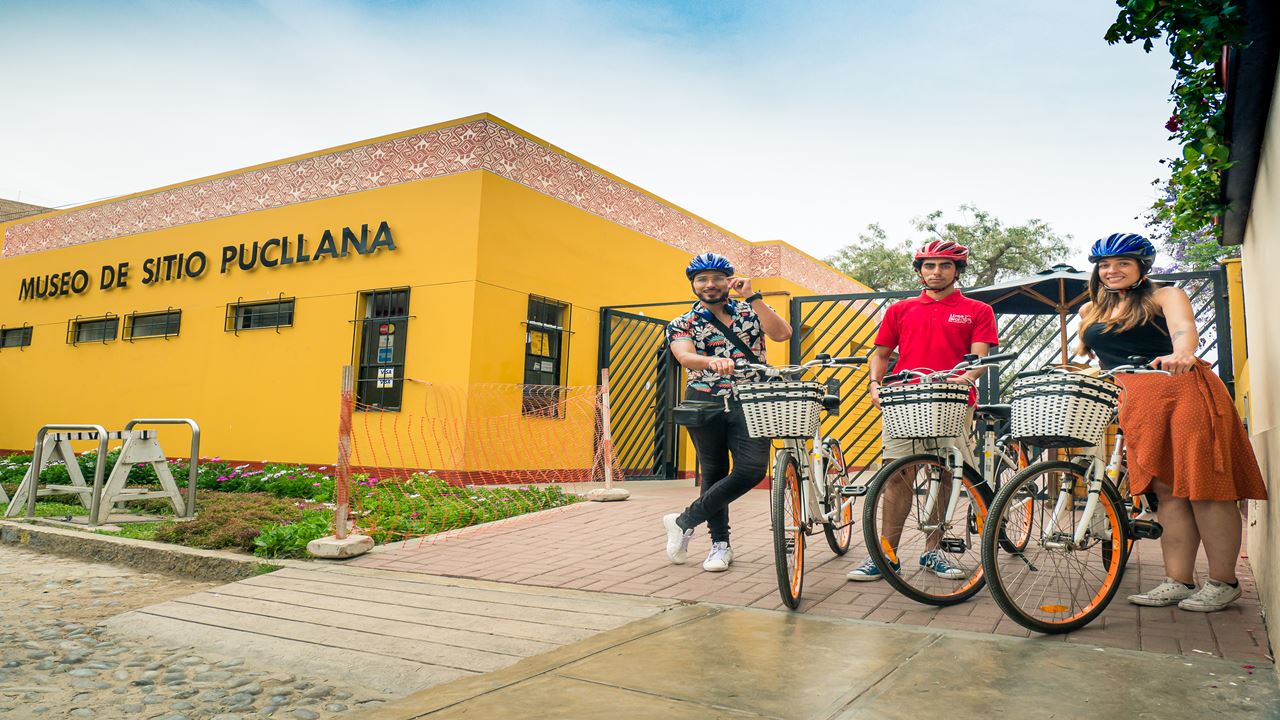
[981,460,1129,634]
[861,452,989,606]
[772,451,805,609]
[822,438,854,556]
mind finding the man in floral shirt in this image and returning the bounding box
[661,252,792,572]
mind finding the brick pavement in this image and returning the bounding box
[351,482,1272,666]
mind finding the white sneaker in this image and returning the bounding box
[1178,579,1242,612]
[663,513,694,564]
[703,542,733,572]
[1127,578,1195,607]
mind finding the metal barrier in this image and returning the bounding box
[7,418,200,527]
[14,424,110,527]
[122,418,200,519]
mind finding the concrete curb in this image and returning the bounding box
[0,519,286,581]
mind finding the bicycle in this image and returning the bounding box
[859,351,1027,606]
[732,353,867,609]
[979,360,1169,634]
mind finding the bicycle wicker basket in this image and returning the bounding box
[879,382,971,439]
[1009,372,1121,448]
[735,381,823,439]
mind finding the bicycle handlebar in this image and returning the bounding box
[732,355,866,379]
[881,349,1020,385]
[1015,355,1172,381]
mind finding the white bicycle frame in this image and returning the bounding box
[882,355,1015,536]
[735,358,860,531]
[1032,365,1167,548]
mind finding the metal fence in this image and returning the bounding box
[787,267,1233,483]
[598,267,1232,483]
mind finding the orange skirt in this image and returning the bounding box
[1117,362,1267,501]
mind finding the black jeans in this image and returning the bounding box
[678,388,772,544]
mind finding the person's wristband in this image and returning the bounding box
[744,292,764,304]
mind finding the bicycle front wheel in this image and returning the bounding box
[981,461,1129,634]
[861,452,989,606]
[993,442,1033,554]
[772,450,805,609]
[822,438,854,556]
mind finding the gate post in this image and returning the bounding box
[1211,264,1237,399]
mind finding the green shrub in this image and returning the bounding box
[155,492,306,552]
[253,511,334,559]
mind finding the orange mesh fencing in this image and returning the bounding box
[342,380,622,544]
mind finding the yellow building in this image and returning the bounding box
[0,113,865,474]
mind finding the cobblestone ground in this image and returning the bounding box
[0,545,388,719]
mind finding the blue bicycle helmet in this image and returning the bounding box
[685,252,734,280]
[1088,233,1156,270]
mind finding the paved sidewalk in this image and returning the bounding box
[354,481,1272,664]
[104,563,680,696]
[363,604,1280,720]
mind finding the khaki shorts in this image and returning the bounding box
[881,405,977,469]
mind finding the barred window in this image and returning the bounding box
[125,310,181,339]
[0,326,32,348]
[72,317,118,344]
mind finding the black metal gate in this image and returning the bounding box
[789,267,1234,483]
[599,309,679,480]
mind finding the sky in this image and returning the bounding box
[0,0,1177,268]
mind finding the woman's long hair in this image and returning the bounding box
[1074,263,1165,356]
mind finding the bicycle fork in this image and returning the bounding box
[918,445,966,536]
[1042,454,1111,549]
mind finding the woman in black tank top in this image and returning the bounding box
[1076,235,1264,613]
[1080,313,1173,369]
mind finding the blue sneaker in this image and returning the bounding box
[847,556,899,582]
[920,549,966,579]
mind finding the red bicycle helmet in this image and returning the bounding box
[913,240,969,270]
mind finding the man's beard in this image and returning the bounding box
[697,288,728,304]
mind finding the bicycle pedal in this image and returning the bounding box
[841,485,868,497]
[1129,519,1163,540]
[939,538,968,554]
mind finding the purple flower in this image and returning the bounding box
[410,512,421,519]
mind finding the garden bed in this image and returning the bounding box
[1,452,583,559]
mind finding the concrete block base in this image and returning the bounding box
[307,534,374,558]
[587,488,630,502]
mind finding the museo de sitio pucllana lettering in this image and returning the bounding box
[16,221,396,301]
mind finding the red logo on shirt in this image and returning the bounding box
[947,314,973,325]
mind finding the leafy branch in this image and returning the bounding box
[1105,0,1248,243]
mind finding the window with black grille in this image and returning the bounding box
[70,316,119,344]
[0,326,32,349]
[125,310,181,340]
[227,298,295,332]
[354,288,410,411]
[522,296,570,417]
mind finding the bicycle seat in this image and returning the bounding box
[974,404,1012,421]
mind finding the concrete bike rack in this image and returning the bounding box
[7,418,200,527]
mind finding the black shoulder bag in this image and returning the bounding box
[671,311,762,428]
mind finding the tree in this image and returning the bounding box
[1105,1,1247,241]
[826,205,1072,291]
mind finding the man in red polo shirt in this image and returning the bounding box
[847,240,999,582]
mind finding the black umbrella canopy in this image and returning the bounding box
[965,264,1091,315]
[966,264,1092,364]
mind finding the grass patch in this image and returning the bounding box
[0,501,91,518]
[96,522,163,541]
